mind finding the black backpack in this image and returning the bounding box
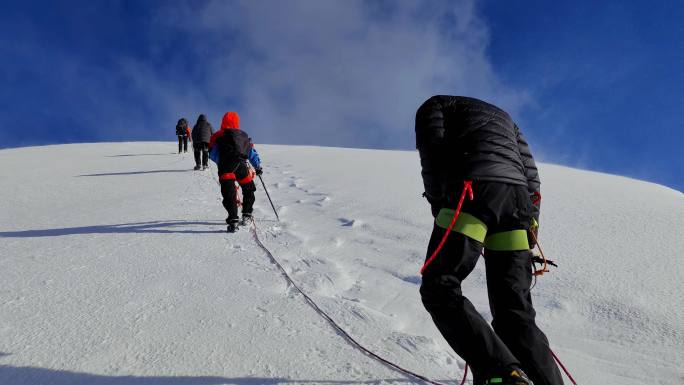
[176,119,187,136]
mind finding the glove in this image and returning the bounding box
[255,167,263,176]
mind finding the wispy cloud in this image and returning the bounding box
[2,1,530,150]
[143,0,530,148]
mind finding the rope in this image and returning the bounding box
[534,228,576,383]
[529,230,549,277]
[248,217,453,385]
[420,181,473,275]
[551,350,578,385]
[459,364,468,385]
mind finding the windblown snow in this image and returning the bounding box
[0,142,682,385]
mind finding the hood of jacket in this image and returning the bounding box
[220,112,240,130]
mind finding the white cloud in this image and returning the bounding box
[137,0,532,148]
[1,1,530,149]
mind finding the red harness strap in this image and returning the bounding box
[219,169,255,185]
[420,180,474,275]
[219,172,236,181]
[237,168,255,185]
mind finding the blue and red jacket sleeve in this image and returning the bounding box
[208,131,222,150]
[248,145,261,169]
[208,131,222,164]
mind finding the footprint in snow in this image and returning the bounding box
[338,218,363,228]
[230,244,245,252]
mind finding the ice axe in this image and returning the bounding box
[258,174,279,221]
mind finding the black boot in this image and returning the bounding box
[193,165,201,171]
[226,218,239,233]
[483,368,533,385]
[240,213,253,226]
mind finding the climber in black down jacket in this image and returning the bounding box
[191,114,213,170]
[415,95,563,385]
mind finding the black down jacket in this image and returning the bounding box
[192,114,214,143]
[415,95,540,219]
[176,118,188,136]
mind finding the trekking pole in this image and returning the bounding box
[257,174,279,221]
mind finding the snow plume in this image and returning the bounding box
[153,0,530,149]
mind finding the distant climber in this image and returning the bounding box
[191,114,214,170]
[415,96,563,385]
[175,118,190,154]
[208,111,263,233]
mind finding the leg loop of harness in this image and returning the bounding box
[420,180,473,275]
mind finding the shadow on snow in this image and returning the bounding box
[107,153,177,157]
[0,220,228,238]
[77,169,191,177]
[0,365,420,385]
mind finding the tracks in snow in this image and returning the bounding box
[189,162,465,384]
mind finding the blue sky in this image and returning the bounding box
[1,0,682,192]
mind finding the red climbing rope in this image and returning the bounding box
[551,349,578,385]
[420,180,474,275]
[459,364,469,385]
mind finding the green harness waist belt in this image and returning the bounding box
[435,208,530,251]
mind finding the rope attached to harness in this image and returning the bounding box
[529,230,549,277]
[420,180,474,275]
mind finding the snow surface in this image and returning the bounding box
[0,142,682,385]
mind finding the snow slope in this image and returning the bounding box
[0,142,682,385]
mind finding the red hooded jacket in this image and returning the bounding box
[209,112,254,182]
[221,111,240,130]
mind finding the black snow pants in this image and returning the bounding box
[219,162,256,223]
[420,182,563,385]
[194,142,209,167]
[178,136,188,153]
